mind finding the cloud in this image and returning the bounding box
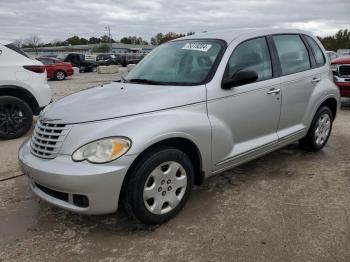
[0,0,349,42]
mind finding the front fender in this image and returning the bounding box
[60,103,212,175]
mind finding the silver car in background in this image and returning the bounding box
[19,29,340,225]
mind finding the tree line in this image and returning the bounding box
[17,29,350,53]
[318,29,350,51]
[18,32,196,49]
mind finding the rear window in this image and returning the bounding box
[304,35,326,66]
[5,43,29,58]
[37,58,54,64]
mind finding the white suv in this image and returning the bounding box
[0,42,52,139]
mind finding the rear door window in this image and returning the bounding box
[272,35,311,76]
[304,35,326,66]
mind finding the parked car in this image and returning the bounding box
[331,55,350,97]
[326,51,340,62]
[96,54,121,66]
[57,53,97,72]
[0,42,52,139]
[120,53,145,67]
[37,57,74,80]
[19,29,339,225]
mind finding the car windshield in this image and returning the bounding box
[125,40,225,85]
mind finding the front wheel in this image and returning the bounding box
[55,70,66,80]
[0,96,33,139]
[299,106,333,151]
[123,148,194,225]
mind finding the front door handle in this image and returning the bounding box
[311,77,321,83]
[267,88,281,95]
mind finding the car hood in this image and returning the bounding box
[40,81,206,124]
[331,55,350,64]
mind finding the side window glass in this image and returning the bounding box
[305,35,326,66]
[226,37,272,82]
[38,58,50,64]
[273,35,311,75]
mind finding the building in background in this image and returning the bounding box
[22,43,156,57]
[337,49,350,56]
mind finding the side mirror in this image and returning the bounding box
[222,69,258,89]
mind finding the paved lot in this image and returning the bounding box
[0,71,349,261]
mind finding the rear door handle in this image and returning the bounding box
[267,88,281,95]
[311,77,321,83]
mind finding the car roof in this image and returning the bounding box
[38,57,60,61]
[179,28,314,44]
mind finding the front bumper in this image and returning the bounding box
[334,76,350,97]
[67,69,74,76]
[18,140,131,215]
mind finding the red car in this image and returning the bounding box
[37,57,74,80]
[331,55,350,97]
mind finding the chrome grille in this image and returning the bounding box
[339,65,350,77]
[30,121,71,159]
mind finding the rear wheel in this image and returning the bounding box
[0,96,33,139]
[55,70,66,80]
[123,148,194,225]
[299,106,333,151]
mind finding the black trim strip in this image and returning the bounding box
[300,34,317,68]
[267,35,282,77]
[216,141,276,166]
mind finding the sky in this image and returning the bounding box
[0,0,349,43]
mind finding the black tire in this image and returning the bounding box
[0,96,33,139]
[299,106,333,151]
[85,66,97,73]
[123,147,194,225]
[55,70,66,80]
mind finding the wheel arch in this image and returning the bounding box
[119,137,205,207]
[318,97,338,120]
[0,85,40,115]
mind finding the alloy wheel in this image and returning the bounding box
[0,104,27,136]
[314,113,331,146]
[56,71,65,80]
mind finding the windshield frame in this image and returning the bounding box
[125,38,227,86]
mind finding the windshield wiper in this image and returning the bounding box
[127,78,162,85]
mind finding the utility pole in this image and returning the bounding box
[105,26,112,52]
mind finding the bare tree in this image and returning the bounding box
[13,39,23,48]
[25,35,41,54]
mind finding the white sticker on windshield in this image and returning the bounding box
[182,43,212,52]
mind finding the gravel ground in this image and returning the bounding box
[0,71,349,261]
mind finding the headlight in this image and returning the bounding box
[330,64,338,72]
[72,137,131,163]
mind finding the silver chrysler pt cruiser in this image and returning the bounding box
[19,29,340,225]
